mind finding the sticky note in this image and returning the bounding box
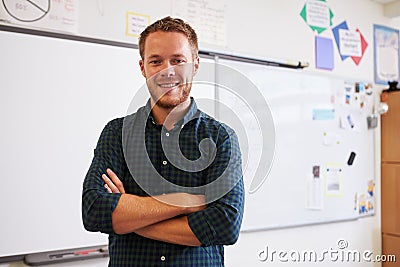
[315,36,334,70]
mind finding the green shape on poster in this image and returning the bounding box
[300,0,334,34]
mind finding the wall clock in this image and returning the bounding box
[2,0,50,22]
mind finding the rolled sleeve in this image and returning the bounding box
[188,125,245,246]
[82,118,125,234]
[188,180,244,246]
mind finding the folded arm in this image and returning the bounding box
[82,119,244,247]
[135,216,201,246]
[101,126,245,247]
[103,169,205,235]
[103,168,203,246]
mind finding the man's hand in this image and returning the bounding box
[102,168,125,193]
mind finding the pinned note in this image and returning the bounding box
[307,165,323,210]
[325,164,343,196]
[313,108,335,120]
[126,12,150,37]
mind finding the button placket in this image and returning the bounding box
[161,131,170,167]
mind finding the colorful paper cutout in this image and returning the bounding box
[300,0,334,34]
[332,21,367,65]
[315,36,334,70]
[351,29,368,65]
[332,21,350,60]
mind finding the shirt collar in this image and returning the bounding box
[144,97,199,129]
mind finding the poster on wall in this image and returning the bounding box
[0,0,78,34]
[172,0,227,47]
[332,21,368,65]
[373,24,400,85]
[300,0,334,34]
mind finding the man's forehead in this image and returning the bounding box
[143,32,192,58]
[147,53,187,59]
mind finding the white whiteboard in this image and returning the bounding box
[0,29,215,258]
[214,59,376,231]
[0,30,137,257]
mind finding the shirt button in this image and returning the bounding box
[161,255,166,261]
[165,132,170,137]
[162,160,167,165]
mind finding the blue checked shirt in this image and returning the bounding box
[82,98,244,267]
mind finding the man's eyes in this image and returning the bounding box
[149,60,162,65]
[148,59,186,65]
[173,59,186,64]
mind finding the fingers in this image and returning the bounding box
[104,183,112,193]
[102,174,120,193]
[106,168,125,194]
[101,168,125,194]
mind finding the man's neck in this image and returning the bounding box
[150,99,191,130]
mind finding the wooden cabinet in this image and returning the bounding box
[381,164,400,234]
[381,91,400,267]
[381,91,400,162]
[382,234,400,267]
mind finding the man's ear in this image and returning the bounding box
[193,56,200,76]
[139,59,146,78]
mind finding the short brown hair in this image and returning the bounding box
[138,16,198,59]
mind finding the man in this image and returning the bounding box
[82,16,244,266]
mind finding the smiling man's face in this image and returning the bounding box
[139,31,199,109]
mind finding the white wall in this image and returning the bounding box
[3,0,399,266]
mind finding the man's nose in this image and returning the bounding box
[160,63,175,77]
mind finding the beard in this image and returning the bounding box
[148,79,192,109]
[147,63,196,109]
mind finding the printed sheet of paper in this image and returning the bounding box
[325,164,342,196]
[126,12,150,37]
[306,0,330,29]
[307,165,323,210]
[374,24,400,84]
[0,0,78,33]
[339,29,362,57]
[172,0,227,46]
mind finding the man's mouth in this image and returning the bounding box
[158,81,180,89]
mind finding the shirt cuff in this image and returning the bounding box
[187,211,214,246]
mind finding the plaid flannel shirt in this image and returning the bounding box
[82,98,244,267]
